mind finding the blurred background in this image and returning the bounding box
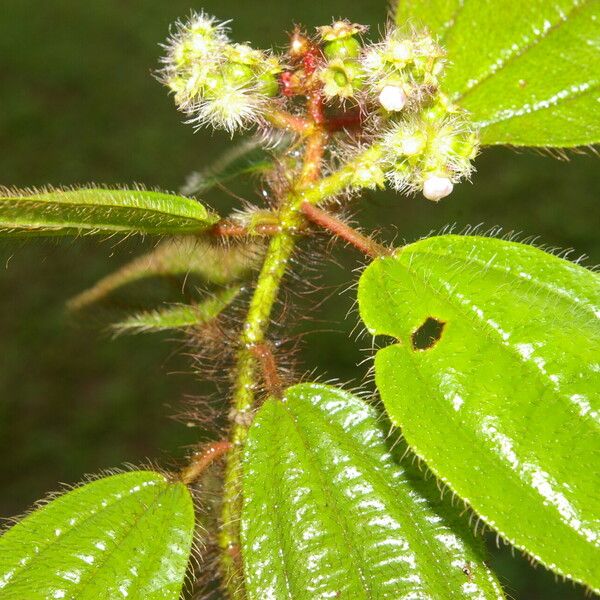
[0,1,597,598]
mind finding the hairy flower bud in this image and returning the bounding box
[318,20,366,61]
[362,28,445,110]
[378,85,407,112]
[319,59,364,100]
[160,12,282,133]
[422,176,453,201]
[382,107,479,200]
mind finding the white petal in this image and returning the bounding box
[378,85,407,112]
[423,176,453,201]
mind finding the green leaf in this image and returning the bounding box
[0,471,195,599]
[181,136,280,196]
[112,285,242,334]
[0,187,218,236]
[241,382,504,599]
[68,237,260,310]
[395,0,600,147]
[358,234,600,591]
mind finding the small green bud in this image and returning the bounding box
[381,104,479,200]
[362,28,445,110]
[319,59,364,100]
[323,37,362,60]
[256,72,280,97]
[222,63,255,87]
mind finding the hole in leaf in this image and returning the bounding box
[411,317,445,350]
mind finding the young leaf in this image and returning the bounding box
[358,235,600,591]
[112,285,242,334]
[241,383,505,599]
[181,136,279,196]
[0,187,218,236]
[0,471,195,600]
[68,237,261,310]
[395,0,600,147]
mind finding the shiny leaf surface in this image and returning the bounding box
[395,0,600,146]
[68,238,260,311]
[241,383,504,599]
[0,187,218,236]
[112,285,241,334]
[358,234,600,590]
[0,471,195,599]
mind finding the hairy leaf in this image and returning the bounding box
[68,237,261,310]
[358,234,600,591]
[0,187,218,236]
[395,0,600,147]
[242,383,504,599]
[181,136,278,196]
[112,285,241,334]
[0,471,195,599]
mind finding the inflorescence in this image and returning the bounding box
[160,12,479,201]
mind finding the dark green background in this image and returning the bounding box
[0,1,597,598]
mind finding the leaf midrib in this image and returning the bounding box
[290,395,468,599]
[281,401,374,599]
[0,196,211,227]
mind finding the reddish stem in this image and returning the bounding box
[250,342,283,398]
[267,108,312,134]
[301,202,391,258]
[210,220,280,238]
[180,440,232,484]
[325,110,363,132]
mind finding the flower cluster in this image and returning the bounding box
[161,12,281,133]
[381,96,479,200]
[160,13,480,201]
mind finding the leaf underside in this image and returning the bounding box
[0,187,218,236]
[241,383,504,599]
[112,284,241,334]
[68,237,261,311]
[181,136,279,196]
[395,0,600,147]
[0,471,195,600]
[358,234,600,591]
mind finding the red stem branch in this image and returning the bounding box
[301,202,391,258]
[180,440,232,484]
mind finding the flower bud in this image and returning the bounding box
[422,176,453,201]
[378,85,407,112]
[362,28,445,111]
[319,59,364,100]
[161,12,282,133]
[324,37,362,60]
[381,106,479,199]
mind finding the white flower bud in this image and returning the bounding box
[378,85,407,112]
[422,176,453,201]
[399,135,424,156]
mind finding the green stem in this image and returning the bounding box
[218,134,382,600]
[219,204,300,599]
[297,144,383,207]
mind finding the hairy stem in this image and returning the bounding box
[301,202,391,258]
[180,440,231,485]
[218,73,382,598]
[218,217,298,598]
[298,143,384,207]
